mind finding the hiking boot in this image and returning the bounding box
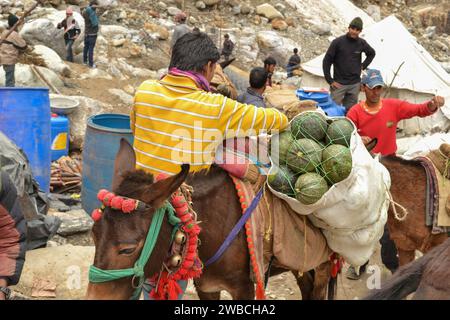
[345,266,362,280]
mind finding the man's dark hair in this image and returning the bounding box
[264,56,277,67]
[249,67,268,89]
[224,34,229,39]
[293,48,298,54]
[169,31,220,73]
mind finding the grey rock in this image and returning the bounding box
[52,209,94,236]
[167,6,181,16]
[195,1,206,10]
[232,5,241,15]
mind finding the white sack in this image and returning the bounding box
[268,112,391,266]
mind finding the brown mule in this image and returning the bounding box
[364,238,450,300]
[86,139,336,300]
[380,156,448,266]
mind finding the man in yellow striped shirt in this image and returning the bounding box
[131,30,288,176]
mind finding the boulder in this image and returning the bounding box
[11,245,95,299]
[97,0,118,6]
[272,18,288,31]
[167,6,181,16]
[203,0,220,5]
[309,20,331,35]
[33,45,71,77]
[99,25,130,39]
[366,5,381,22]
[0,64,64,88]
[108,88,134,105]
[195,1,206,10]
[20,10,85,59]
[256,3,283,20]
[256,31,300,65]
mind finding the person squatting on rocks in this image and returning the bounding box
[221,34,234,62]
[0,169,27,300]
[0,14,27,87]
[237,67,269,108]
[323,17,376,112]
[344,68,445,280]
[57,7,81,63]
[82,0,99,68]
[263,56,277,87]
[171,12,191,49]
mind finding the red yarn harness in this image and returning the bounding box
[91,174,203,300]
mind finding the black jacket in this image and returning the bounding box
[57,17,81,41]
[322,34,376,85]
[221,39,234,56]
[288,53,301,66]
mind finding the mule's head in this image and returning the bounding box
[85,139,189,299]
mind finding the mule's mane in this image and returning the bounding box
[115,169,154,198]
[381,155,423,167]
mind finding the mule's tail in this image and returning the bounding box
[327,276,337,300]
[363,255,427,300]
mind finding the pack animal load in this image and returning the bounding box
[268,111,391,266]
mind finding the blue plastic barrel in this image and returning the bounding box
[50,114,70,161]
[81,114,133,215]
[0,88,51,193]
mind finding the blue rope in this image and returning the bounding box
[205,188,264,266]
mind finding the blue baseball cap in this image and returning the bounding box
[362,69,385,89]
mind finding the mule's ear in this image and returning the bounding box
[112,139,136,192]
[143,164,190,209]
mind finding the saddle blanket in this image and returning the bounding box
[415,157,450,232]
[230,176,330,298]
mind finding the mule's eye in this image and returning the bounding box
[118,247,136,255]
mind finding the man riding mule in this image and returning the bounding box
[86,31,338,300]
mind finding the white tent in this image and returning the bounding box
[302,15,450,136]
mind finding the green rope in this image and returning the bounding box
[88,202,175,300]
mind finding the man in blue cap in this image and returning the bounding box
[323,17,376,112]
[345,68,445,280]
[347,68,444,156]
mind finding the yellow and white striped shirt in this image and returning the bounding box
[131,74,288,175]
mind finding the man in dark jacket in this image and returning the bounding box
[237,67,268,108]
[221,34,234,62]
[57,7,81,62]
[0,170,27,300]
[82,0,99,68]
[322,17,376,112]
[287,48,301,78]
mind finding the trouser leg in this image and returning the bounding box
[83,37,89,64]
[88,35,97,67]
[66,39,74,62]
[330,85,347,106]
[3,64,15,87]
[342,83,361,112]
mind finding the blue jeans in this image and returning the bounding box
[65,38,75,62]
[3,65,15,87]
[83,34,97,67]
